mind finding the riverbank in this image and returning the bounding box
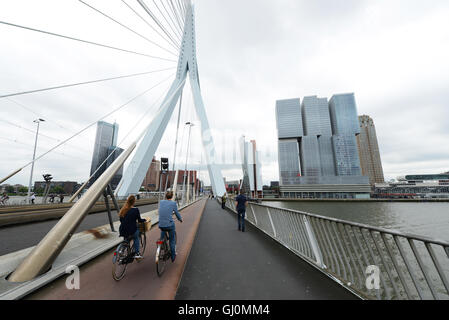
[262,198,449,202]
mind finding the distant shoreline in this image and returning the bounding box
[261,198,449,203]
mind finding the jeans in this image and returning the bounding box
[132,229,140,254]
[238,209,246,231]
[160,226,176,260]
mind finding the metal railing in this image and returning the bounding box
[223,198,449,300]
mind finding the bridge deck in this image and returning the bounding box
[24,199,357,300]
[176,200,357,300]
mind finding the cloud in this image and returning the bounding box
[1,0,449,188]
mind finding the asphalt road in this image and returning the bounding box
[0,203,158,256]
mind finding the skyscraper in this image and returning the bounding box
[89,121,123,189]
[240,136,263,197]
[275,93,370,199]
[276,99,303,185]
[357,115,385,184]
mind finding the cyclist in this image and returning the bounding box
[158,191,183,262]
[119,195,146,259]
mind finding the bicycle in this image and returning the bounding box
[155,230,177,277]
[112,226,146,281]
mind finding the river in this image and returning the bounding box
[265,201,449,242]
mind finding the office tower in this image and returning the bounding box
[332,135,362,176]
[276,99,302,186]
[276,93,370,199]
[278,139,301,185]
[302,96,332,136]
[301,96,336,177]
[329,93,361,135]
[329,93,363,177]
[240,136,263,197]
[357,115,385,184]
[106,146,124,190]
[89,121,122,188]
[276,98,303,139]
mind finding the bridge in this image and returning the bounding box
[1,1,449,301]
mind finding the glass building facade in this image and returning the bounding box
[276,98,303,139]
[329,93,361,136]
[276,93,369,199]
[302,96,332,136]
[278,139,301,185]
[90,121,122,188]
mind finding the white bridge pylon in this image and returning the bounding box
[117,3,226,198]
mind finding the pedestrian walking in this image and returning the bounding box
[221,192,227,209]
[59,194,64,203]
[49,194,55,203]
[30,193,36,204]
[235,190,248,232]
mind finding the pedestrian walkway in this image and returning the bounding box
[176,200,357,300]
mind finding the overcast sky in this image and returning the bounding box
[1,0,448,188]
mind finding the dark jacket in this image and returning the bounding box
[119,207,146,237]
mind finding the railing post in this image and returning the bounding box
[266,207,277,238]
[250,204,258,226]
[303,215,325,268]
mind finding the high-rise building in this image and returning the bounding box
[240,137,263,198]
[276,99,302,186]
[276,98,303,139]
[89,121,123,189]
[278,139,301,185]
[275,93,370,199]
[357,115,385,184]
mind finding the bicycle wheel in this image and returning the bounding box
[140,232,146,256]
[112,242,129,281]
[156,241,168,277]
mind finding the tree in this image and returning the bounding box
[17,186,28,194]
[6,186,14,194]
[50,186,65,195]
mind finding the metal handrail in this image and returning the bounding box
[223,197,449,300]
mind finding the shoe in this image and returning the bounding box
[134,254,143,259]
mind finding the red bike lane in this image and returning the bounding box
[25,199,207,300]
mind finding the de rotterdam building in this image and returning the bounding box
[276,93,370,199]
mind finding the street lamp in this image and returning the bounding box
[182,122,194,204]
[27,118,45,203]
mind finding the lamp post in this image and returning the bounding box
[182,122,194,205]
[27,118,45,204]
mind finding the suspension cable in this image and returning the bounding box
[136,0,181,50]
[71,80,173,200]
[0,20,177,62]
[0,67,175,99]
[120,0,180,52]
[1,73,175,183]
[78,0,179,57]
[151,0,182,42]
[155,0,183,40]
[5,98,96,145]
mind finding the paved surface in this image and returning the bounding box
[176,200,357,300]
[24,200,207,300]
[0,203,158,256]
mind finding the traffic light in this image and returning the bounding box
[161,158,169,173]
[43,174,53,182]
